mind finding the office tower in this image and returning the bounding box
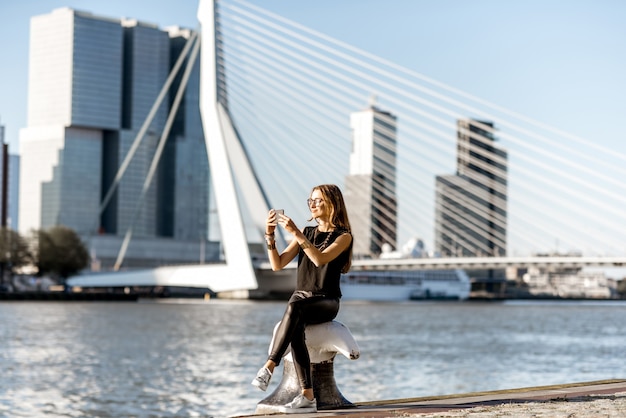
[345,101,397,258]
[0,125,4,226]
[7,153,19,230]
[0,125,19,230]
[434,119,507,257]
[19,8,210,268]
[0,147,20,231]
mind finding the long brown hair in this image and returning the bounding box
[311,184,353,272]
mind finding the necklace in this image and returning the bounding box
[314,227,334,251]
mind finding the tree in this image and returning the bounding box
[0,227,31,286]
[617,279,626,299]
[32,229,54,277]
[32,226,90,282]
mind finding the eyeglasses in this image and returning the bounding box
[307,198,324,207]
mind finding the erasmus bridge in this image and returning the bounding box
[68,0,626,296]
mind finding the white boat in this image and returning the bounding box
[340,269,471,301]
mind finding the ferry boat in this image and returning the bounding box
[340,269,471,301]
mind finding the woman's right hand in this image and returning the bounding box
[266,209,277,234]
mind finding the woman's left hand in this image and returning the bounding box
[278,214,298,235]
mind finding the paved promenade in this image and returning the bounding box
[246,379,626,417]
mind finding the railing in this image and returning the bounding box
[349,256,626,271]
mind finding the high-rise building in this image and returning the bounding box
[0,125,19,230]
[345,101,397,258]
[7,153,19,231]
[0,125,4,227]
[19,8,211,268]
[434,119,507,257]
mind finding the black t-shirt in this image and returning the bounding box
[296,226,351,298]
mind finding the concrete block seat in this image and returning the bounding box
[255,320,360,414]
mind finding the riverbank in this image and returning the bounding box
[243,380,626,417]
[375,381,626,418]
[407,392,626,417]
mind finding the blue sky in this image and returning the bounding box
[1,0,625,156]
[1,0,625,264]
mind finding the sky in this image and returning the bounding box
[0,0,625,264]
[1,0,625,155]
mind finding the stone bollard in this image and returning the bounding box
[255,320,360,414]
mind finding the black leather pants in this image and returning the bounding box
[268,291,340,389]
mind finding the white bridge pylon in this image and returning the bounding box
[194,0,271,292]
[68,0,275,294]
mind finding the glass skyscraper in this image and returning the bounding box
[19,8,211,269]
[345,102,398,258]
[434,119,508,257]
[0,125,19,230]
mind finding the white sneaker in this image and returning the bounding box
[278,394,317,414]
[251,367,272,391]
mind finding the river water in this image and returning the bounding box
[1,299,625,417]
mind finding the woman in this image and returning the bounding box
[251,184,353,413]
